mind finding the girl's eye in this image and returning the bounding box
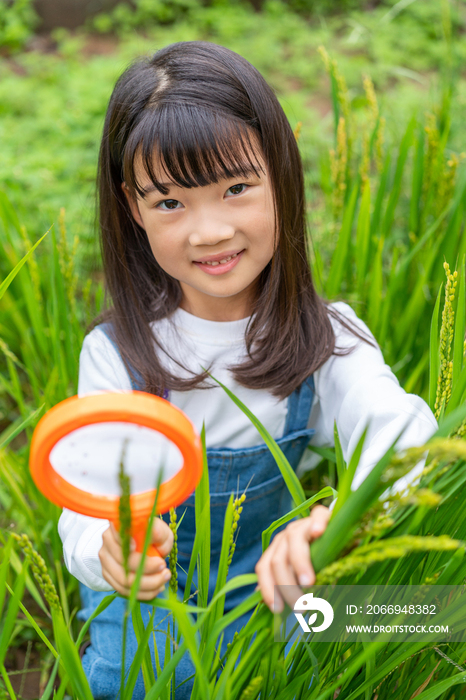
[227,183,248,196]
[156,199,182,211]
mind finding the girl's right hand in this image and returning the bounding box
[99,519,174,600]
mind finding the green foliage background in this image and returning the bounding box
[1,0,465,275]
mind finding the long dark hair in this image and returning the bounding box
[94,40,368,400]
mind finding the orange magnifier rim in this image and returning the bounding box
[29,391,203,526]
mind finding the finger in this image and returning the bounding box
[103,567,166,601]
[269,534,302,611]
[102,526,126,566]
[136,585,167,602]
[102,553,172,595]
[126,551,168,576]
[286,508,330,586]
[286,521,316,587]
[101,565,131,598]
[151,518,174,558]
[100,552,133,593]
[109,522,135,549]
[103,533,168,575]
[256,537,299,613]
[255,541,277,611]
[307,505,331,538]
[109,521,120,542]
[135,568,172,592]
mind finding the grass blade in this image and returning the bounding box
[0,231,47,302]
[52,608,94,700]
[326,184,359,299]
[429,283,443,410]
[261,487,336,551]
[452,257,465,387]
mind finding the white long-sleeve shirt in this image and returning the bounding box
[58,302,437,591]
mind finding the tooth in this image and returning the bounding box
[202,252,240,265]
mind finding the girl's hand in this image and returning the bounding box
[255,505,330,613]
[99,519,174,601]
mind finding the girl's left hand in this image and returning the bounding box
[255,505,330,613]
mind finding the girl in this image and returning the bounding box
[58,41,437,699]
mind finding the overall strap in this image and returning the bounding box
[282,375,315,435]
[98,322,169,398]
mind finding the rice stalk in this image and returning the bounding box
[11,533,61,612]
[238,675,263,700]
[118,438,132,577]
[293,121,302,142]
[227,493,246,571]
[374,116,386,173]
[168,507,178,594]
[329,116,348,222]
[315,535,461,584]
[434,261,457,418]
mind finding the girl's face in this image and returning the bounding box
[124,149,276,322]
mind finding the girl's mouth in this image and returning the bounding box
[193,249,245,275]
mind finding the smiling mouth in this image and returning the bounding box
[197,251,244,266]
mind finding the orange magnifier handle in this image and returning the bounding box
[30,391,203,563]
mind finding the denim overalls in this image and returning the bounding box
[78,324,315,699]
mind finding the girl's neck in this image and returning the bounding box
[180,301,251,323]
[178,285,256,322]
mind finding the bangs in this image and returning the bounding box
[122,104,265,196]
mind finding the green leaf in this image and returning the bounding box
[381,116,415,238]
[0,663,17,700]
[327,184,359,299]
[452,257,465,387]
[4,582,58,660]
[261,486,336,551]
[52,608,94,700]
[126,604,156,696]
[311,430,404,572]
[0,404,44,451]
[195,423,211,609]
[39,656,60,700]
[333,420,346,485]
[429,283,443,410]
[0,231,48,302]
[0,537,13,621]
[307,444,337,463]
[367,234,384,334]
[0,560,27,665]
[356,180,371,295]
[331,426,368,518]
[168,596,211,700]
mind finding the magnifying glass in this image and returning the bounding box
[29,391,203,557]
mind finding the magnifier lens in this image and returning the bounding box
[50,422,183,497]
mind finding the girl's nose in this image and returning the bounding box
[188,218,236,248]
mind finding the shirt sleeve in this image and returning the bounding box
[58,328,133,591]
[302,302,438,500]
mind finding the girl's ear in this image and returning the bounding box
[121,182,145,229]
